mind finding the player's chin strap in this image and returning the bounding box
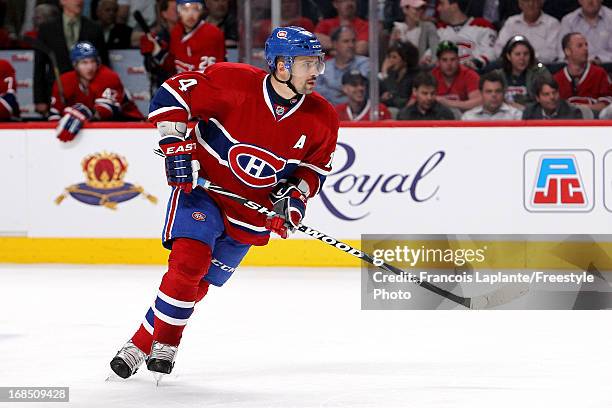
[272,71,301,96]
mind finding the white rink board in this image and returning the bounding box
[0,130,27,232]
[26,129,168,238]
[3,125,612,238]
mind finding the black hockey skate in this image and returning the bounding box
[109,340,147,379]
[147,341,177,376]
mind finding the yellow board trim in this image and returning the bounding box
[1,238,612,270]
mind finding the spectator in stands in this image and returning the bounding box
[254,0,315,48]
[432,40,482,111]
[599,103,612,119]
[555,32,612,112]
[50,42,143,142]
[117,0,156,31]
[494,0,560,64]
[559,0,612,64]
[34,0,109,116]
[379,42,419,109]
[462,71,522,120]
[522,75,583,119]
[5,0,60,40]
[398,71,456,120]
[154,0,178,37]
[21,4,61,41]
[315,0,369,56]
[204,0,238,48]
[389,0,439,65]
[316,26,369,105]
[495,35,550,109]
[436,0,497,70]
[0,59,19,120]
[97,0,131,49]
[335,70,392,121]
[140,0,225,75]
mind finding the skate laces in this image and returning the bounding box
[150,342,177,362]
[118,341,146,369]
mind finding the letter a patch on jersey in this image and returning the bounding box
[293,134,306,149]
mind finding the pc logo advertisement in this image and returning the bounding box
[523,150,594,212]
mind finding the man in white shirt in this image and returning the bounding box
[462,70,523,120]
[559,0,612,63]
[494,0,560,64]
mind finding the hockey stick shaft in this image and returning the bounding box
[21,36,66,106]
[196,177,472,308]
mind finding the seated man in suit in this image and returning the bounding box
[97,0,132,49]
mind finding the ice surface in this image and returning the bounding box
[0,264,610,408]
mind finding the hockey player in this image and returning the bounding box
[109,26,338,379]
[140,0,226,76]
[50,42,144,142]
[0,59,19,121]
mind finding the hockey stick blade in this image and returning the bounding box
[196,178,526,309]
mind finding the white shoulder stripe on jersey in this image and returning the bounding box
[181,20,205,43]
[148,106,185,119]
[298,162,331,176]
[208,118,240,144]
[157,290,196,309]
[195,124,229,166]
[262,74,275,119]
[226,215,269,232]
[161,82,192,118]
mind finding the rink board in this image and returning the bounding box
[1,121,612,265]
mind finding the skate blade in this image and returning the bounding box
[105,371,125,382]
[152,372,165,386]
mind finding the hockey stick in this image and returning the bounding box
[196,177,528,309]
[21,36,66,106]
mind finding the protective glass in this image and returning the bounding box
[292,56,326,75]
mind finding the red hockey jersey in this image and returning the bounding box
[0,59,18,120]
[50,65,144,121]
[148,63,339,245]
[553,63,612,107]
[161,20,226,74]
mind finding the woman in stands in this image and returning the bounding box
[379,41,420,109]
[496,35,551,110]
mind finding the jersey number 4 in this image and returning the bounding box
[178,79,198,92]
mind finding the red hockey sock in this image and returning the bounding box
[152,238,211,346]
[131,324,154,354]
[130,268,212,354]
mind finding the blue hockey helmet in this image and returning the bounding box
[265,26,324,72]
[70,41,99,64]
[176,0,203,4]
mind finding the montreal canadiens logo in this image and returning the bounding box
[228,144,286,188]
[277,30,288,39]
[192,211,206,221]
